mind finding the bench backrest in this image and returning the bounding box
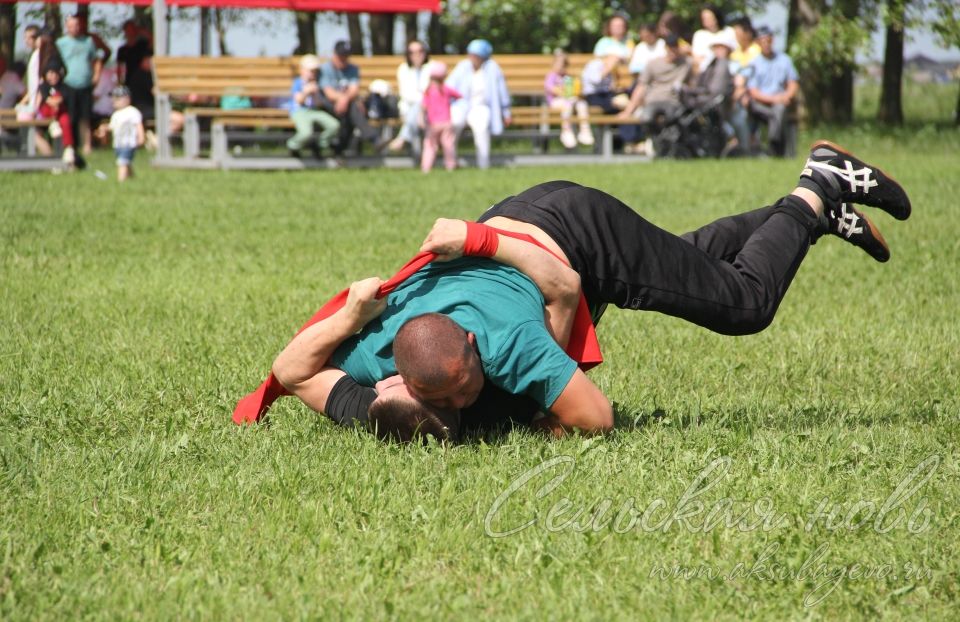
[153,53,601,101]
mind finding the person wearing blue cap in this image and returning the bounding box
[445,39,511,169]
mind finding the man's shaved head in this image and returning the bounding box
[395,313,472,386]
[394,313,484,409]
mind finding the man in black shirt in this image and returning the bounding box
[116,20,154,119]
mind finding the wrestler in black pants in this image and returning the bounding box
[479,180,821,336]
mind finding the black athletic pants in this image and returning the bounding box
[478,180,821,336]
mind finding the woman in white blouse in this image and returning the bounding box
[691,5,736,71]
[389,39,432,152]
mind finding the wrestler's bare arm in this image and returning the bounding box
[420,218,581,347]
[272,278,384,410]
[535,369,614,437]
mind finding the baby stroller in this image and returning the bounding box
[648,93,727,159]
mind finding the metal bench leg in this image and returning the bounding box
[601,127,614,159]
[784,121,798,158]
[26,127,37,156]
[156,94,172,161]
[184,114,200,159]
[211,123,228,166]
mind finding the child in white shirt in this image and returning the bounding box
[108,86,144,181]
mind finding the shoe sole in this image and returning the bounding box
[855,207,891,263]
[810,140,911,221]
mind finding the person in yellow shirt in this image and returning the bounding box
[730,16,762,71]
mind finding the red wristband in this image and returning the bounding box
[463,221,499,257]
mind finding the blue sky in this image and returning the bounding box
[11,2,960,62]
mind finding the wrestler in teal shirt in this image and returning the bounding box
[329,257,578,409]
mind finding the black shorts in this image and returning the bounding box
[62,84,93,122]
[478,180,819,336]
[478,180,624,322]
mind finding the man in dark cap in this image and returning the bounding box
[745,26,799,156]
[318,40,383,154]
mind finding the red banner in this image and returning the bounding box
[0,0,440,11]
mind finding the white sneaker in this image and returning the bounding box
[62,146,75,164]
[577,128,595,146]
[560,129,577,149]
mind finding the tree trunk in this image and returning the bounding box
[213,9,229,56]
[403,12,418,47]
[0,2,14,65]
[133,6,154,33]
[369,13,395,54]
[44,3,62,40]
[788,0,819,46]
[878,22,904,125]
[955,80,960,125]
[347,14,363,54]
[294,12,317,54]
[200,8,211,56]
[833,67,854,124]
[788,0,858,125]
[427,11,445,54]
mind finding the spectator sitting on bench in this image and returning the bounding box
[34,60,75,167]
[618,34,694,153]
[17,25,41,119]
[745,26,798,157]
[581,53,634,149]
[446,39,511,170]
[319,40,382,154]
[628,23,666,77]
[287,54,340,158]
[656,10,693,53]
[389,39,432,153]
[682,30,734,110]
[593,13,633,60]
[0,58,26,109]
[691,4,735,72]
[544,49,594,149]
[580,53,624,114]
[729,16,761,72]
[91,65,118,147]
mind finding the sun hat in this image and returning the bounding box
[429,61,448,79]
[710,30,737,51]
[299,54,321,70]
[466,39,493,60]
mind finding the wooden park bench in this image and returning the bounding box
[152,54,641,168]
[0,109,67,172]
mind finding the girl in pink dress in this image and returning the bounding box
[420,62,461,173]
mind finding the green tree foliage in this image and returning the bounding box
[441,0,606,53]
[787,0,875,124]
[437,0,760,54]
[927,0,960,123]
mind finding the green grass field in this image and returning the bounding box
[2,115,959,619]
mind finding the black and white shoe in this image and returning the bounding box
[825,202,890,262]
[802,140,911,221]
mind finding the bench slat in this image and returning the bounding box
[155,53,605,99]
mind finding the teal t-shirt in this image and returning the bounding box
[329,258,577,409]
[56,35,97,89]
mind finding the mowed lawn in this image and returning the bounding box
[2,125,958,619]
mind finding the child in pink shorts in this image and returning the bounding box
[420,62,461,173]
